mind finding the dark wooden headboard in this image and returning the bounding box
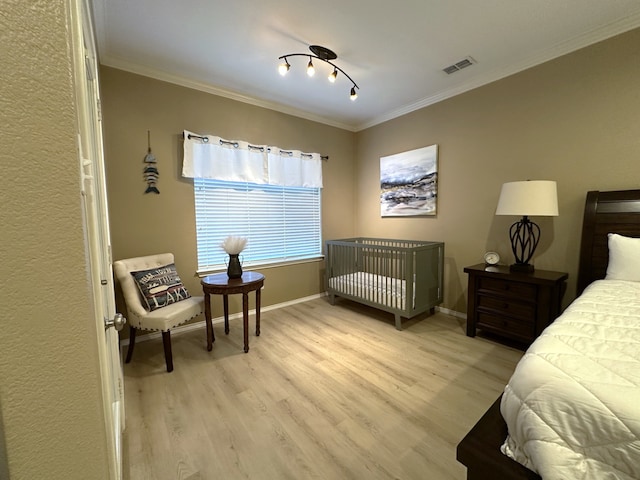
[577,189,640,295]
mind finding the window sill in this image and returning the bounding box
[196,255,324,277]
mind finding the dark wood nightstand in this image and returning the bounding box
[464,264,568,347]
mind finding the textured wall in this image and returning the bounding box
[356,28,640,313]
[0,1,109,478]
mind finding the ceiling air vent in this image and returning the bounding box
[443,56,476,74]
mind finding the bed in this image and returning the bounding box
[325,238,444,330]
[457,189,640,480]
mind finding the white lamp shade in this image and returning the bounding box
[495,180,558,216]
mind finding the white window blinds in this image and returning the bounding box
[194,179,322,272]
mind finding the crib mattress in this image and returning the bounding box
[328,272,410,310]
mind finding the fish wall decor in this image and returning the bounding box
[144,130,159,194]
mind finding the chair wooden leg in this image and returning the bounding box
[125,326,137,364]
[162,330,173,373]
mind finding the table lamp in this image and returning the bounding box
[495,180,558,272]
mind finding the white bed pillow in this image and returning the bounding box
[605,233,640,281]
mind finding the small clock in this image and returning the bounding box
[484,251,500,265]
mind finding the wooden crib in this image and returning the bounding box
[325,238,444,329]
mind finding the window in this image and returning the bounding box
[194,178,322,273]
[183,130,324,273]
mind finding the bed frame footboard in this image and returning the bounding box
[457,396,541,480]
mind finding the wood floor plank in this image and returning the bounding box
[122,297,523,479]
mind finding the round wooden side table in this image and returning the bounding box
[201,271,265,353]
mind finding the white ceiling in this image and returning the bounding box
[91,0,640,132]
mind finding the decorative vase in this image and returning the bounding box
[227,254,243,279]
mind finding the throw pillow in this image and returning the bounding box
[131,263,191,311]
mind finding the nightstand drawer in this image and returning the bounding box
[464,264,568,348]
[477,295,535,319]
[478,277,536,300]
[477,312,534,341]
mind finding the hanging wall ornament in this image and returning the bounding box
[144,130,159,194]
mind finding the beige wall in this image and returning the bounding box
[0,1,110,479]
[100,67,357,320]
[102,28,639,322]
[356,28,640,312]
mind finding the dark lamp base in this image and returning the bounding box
[510,263,534,273]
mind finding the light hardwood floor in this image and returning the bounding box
[122,297,523,480]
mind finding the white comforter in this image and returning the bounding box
[500,280,640,480]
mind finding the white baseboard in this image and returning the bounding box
[120,292,327,346]
[120,293,466,346]
[436,305,467,320]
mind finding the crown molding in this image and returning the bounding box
[356,13,640,131]
[99,56,359,132]
[96,11,640,133]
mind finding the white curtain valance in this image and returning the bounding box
[182,130,323,188]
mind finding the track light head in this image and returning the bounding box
[278,58,290,76]
[307,57,315,77]
[350,86,358,101]
[328,68,338,83]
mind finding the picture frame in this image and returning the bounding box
[380,144,438,217]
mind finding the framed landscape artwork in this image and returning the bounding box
[380,144,438,217]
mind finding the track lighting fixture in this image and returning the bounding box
[278,45,359,101]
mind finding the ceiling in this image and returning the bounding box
[90,0,640,131]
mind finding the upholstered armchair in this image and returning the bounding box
[113,253,204,372]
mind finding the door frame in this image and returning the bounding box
[68,0,124,478]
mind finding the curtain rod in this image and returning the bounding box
[185,133,328,160]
